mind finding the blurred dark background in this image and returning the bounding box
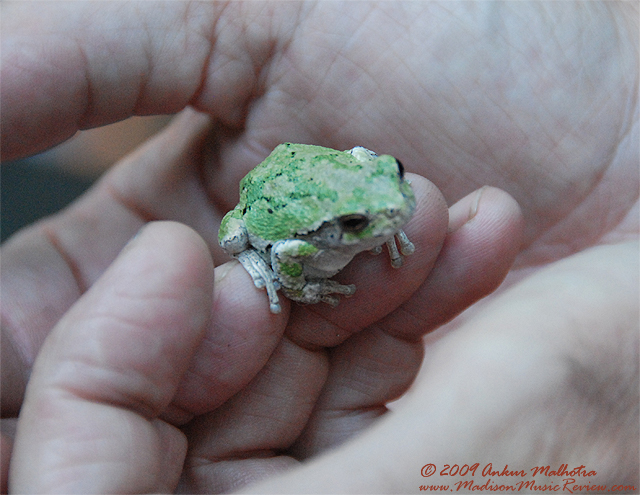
[1,116,170,243]
[1,160,94,242]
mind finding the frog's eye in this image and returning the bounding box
[395,158,405,179]
[339,214,369,233]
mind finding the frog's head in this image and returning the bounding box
[329,153,416,249]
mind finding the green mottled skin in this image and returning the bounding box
[218,143,416,313]
[279,261,303,278]
[220,143,413,243]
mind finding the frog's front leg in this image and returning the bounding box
[236,250,282,314]
[370,229,415,268]
[271,240,356,306]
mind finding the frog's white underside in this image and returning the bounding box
[238,230,414,314]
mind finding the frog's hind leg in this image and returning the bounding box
[236,250,282,314]
[271,239,355,307]
[282,279,356,307]
[314,280,356,306]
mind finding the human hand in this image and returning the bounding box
[2,105,522,492]
[2,1,637,493]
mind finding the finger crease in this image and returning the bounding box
[41,222,88,295]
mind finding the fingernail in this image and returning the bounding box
[448,186,488,233]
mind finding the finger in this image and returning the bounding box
[0,109,217,416]
[240,241,639,494]
[181,338,326,493]
[10,222,214,494]
[284,174,450,348]
[381,186,524,339]
[167,260,288,419]
[2,1,310,162]
[55,109,288,418]
[105,108,224,258]
[288,326,424,459]
[286,187,524,457]
[2,2,215,160]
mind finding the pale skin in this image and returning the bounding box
[1,2,638,493]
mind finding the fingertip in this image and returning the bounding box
[405,173,449,220]
[116,220,216,350]
[125,221,215,286]
[382,186,525,338]
[448,186,524,263]
[10,220,216,493]
[403,173,450,263]
[449,186,523,233]
[35,220,216,411]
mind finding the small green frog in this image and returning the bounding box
[218,143,416,313]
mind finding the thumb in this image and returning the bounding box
[9,222,213,494]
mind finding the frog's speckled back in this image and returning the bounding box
[238,143,414,242]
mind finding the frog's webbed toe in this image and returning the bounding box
[318,281,357,307]
[236,250,282,313]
